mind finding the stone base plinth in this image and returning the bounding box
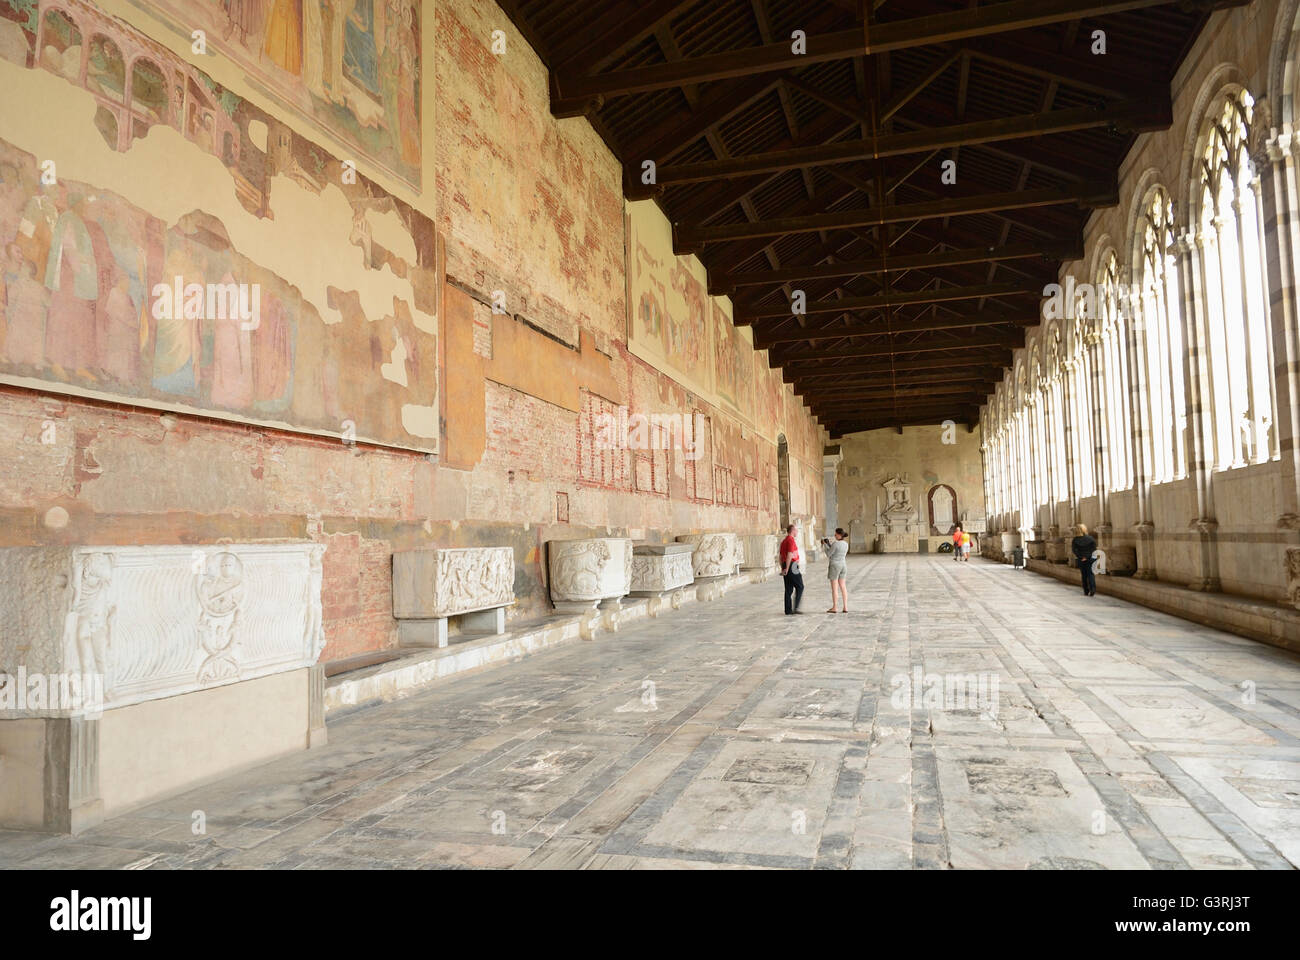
[877,531,918,553]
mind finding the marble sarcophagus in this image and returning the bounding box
[547,538,633,612]
[392,546,515,648]
[629,543,695,597]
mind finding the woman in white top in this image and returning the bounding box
[824,528,850,613]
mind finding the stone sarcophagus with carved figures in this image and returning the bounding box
[676,533,740,580]
[392,546,515,648]
[629,543,695,599]
[0,543,326,832]
[547,538,633,613]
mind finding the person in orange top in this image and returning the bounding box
[951,524,963,562]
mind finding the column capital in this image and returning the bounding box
[1264,121,1296,164]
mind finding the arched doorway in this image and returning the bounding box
[776,434,790,530]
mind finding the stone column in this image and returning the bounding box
[1175,227,1222,591]
[1060,362,1079,527]
[1123,273,1157,579]
[1262,125,1300,534]
[1085,328,1112,544]
[1041,384,1060,543]
[822,448,843,533]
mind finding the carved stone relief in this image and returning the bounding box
[0,543,326,718]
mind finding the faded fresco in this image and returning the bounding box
[626,199,821,452]
[114,0,423,187]
[626,198,713,400]
[753,348,783,441]
[0,0,439,451]
[711,298,753,425]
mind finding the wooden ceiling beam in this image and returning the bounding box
[773,330,1019,365]
[677,182,1116,251]
[787,358,1004,381]
[740,280,1036,323]
[718,239,1078,293]
[650,99,1166,186]
[551,1,701,76]
[754,310,1030,348]
[552,0,1180,101]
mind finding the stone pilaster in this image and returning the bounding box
[822,447,843,533]
[1174,228,1221,591]
[1261,125,1300,588]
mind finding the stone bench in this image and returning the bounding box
[630,543,694,600]
[547,538,632,613]
[392,546,515,648]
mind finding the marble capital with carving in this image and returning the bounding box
[0,543,325,718]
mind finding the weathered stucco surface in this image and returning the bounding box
[0,0,826,662]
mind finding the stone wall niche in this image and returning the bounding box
[547,538,633,613]
[630,543,694,601]
[0,543,326,832]
[392,547,515,648]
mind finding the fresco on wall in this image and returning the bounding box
[0,0,421,187]
[0,0,440,451]
[624,200,828,454]
[711,299,754,426]
[753,348,782,442]
[159,0,419,187]
[626,199,713,399]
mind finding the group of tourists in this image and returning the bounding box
[777,524,850,615]
[950,525,972,561]
[774,519,1102,612]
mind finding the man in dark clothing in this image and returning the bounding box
[1071,523,1098,596]
[779,523,804,614]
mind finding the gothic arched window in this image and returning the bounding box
[1197,89,1277,468]
[1139,187,1187,482]
[1098,252,1132,491]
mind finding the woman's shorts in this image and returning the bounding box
[827,561,847,581]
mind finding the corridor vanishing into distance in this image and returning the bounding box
[4,555,1297,871]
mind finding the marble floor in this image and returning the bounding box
[4,554,1300,870]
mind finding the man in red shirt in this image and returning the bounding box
[779,523,804,614]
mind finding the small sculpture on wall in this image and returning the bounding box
[196,552,245,683]
[65,552,115,684]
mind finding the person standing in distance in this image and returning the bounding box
[823,527,849,612]
[951,524,963,561]
[1071,523,1098,596]
[779,523,804,614]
